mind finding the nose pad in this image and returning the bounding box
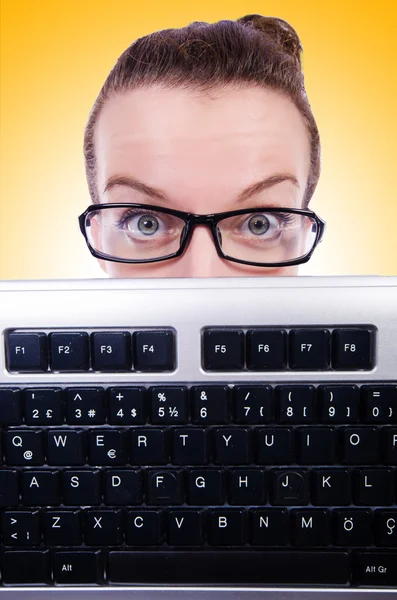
[179,225,222,276]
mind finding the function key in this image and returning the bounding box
[203,329,244,370]
[318,385,359,424]
[49,332,89,371]
[361,385,397,424]
[133,330,175,371]
[246,329,287,370]
[6,332,48,372]
[332,328,374,370]
[289,329,330,370]
[0,388,22,425]
[91,332,132,371]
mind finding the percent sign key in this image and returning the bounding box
[151,387,189,424]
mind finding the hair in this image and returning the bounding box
[83,14,321,208]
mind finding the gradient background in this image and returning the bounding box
[1,0,396,280]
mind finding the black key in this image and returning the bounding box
[2,511,41,545]
[353,468,394,505]
[88,429,127,466]
[47,429,86,465]
[166,509,204,545]
[342,427,380,464]
[91,331,132,371]
[229,469,266,505]
[53,551,102,584]
[147,470,183,505]
[319,385,359,424]
[172,428,208,465]
[126,510,163,545]
[130,429,167,465]
[108,386,146,424]
[250,509,289,545]
[246,329,287,370]
[312,469,351,505]
[277,385,315,423]
[108,551,349,584]
[62,470,101,505]
[24,387,63,424]
[104,470,142,505]
[292,510,330,546]
[289,329,330,369]
[133,330,175,371]
[0,387,22,424]
[187,469,225,505]
[0,470,19,507]
[150,386,188,424]
[209,509,244,545]
[256,428,293,464]
[374,510,397,547]
[203,329,244,370]
[271,470,309,505]
[296,427,336,465]
[384,427,397,464]
[361,385,397,423]
[22,470,60,506]
[4,429,44,465]
[214,428,250,464]
[49,331,89,371]
[84,510,122,545]
[233,385,273,424]
[66,387,106,424]
[43,510,81,545]
[353,552,397,586]
[2,550,50,583]
[332,327,374,369]
[6,332,48,372]
[333,509,373,546]
[191,386,230,424]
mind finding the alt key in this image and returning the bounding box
[53,551,103,584]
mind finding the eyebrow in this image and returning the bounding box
[103,173,300,205]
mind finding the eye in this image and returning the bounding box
[240,213,287,238]
[117,209,167,237]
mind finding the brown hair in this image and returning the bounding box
[83,14,321,208]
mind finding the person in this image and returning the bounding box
[79,14,326,278]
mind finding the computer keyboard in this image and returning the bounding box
[0,275,396,598]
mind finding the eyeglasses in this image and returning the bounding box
[78,203,326,268]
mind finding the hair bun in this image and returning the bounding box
[237,14,303,69]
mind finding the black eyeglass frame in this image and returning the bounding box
[78,203,326,268]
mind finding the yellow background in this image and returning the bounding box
[1,0,396,279]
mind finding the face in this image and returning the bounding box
[92,85,312,277]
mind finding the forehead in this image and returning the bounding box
[94,85,311,204]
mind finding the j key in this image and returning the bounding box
[312,469,351,505]
[256,428,293,464]
[54,551,102,584]
[0,388,22,424]
[84,510,122,545]
[43,511,81,545]
[47,429,86,465]
[233,385,273,424]
[62,470,101,505]
[4,429,44,465]
[277,386,315,423]
[126,510,163,545]
[24,387,63,424]
[88,429,127,465]
[229,469,266,505]
[150,386,188,424]
[342,428,380,464]
[318,385,359,424]
[250,509,289,545]
[353,468,394,505]
[361,385,397,423]
[147,470,184,505]
[191,386,230,424]
[108,387,146,425]
[292,510,330,546]
[271,470,309,505]
[104,470,143,505]
[209,509,244,545]
[187,469,225,505]
[0,470,19,507]
[333,509,373,546]
[2,551,50,584]
[130,429,167,465]
[172,428,208,464]
[374,510,397,547]
[166,509,204,545]
[384,428,397,464]
[2,511,41,545]
[296,427,336,465]
[22,470,61,506]
[214,428,250,464]
[66,387,106,424]
[289,329,330,369]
